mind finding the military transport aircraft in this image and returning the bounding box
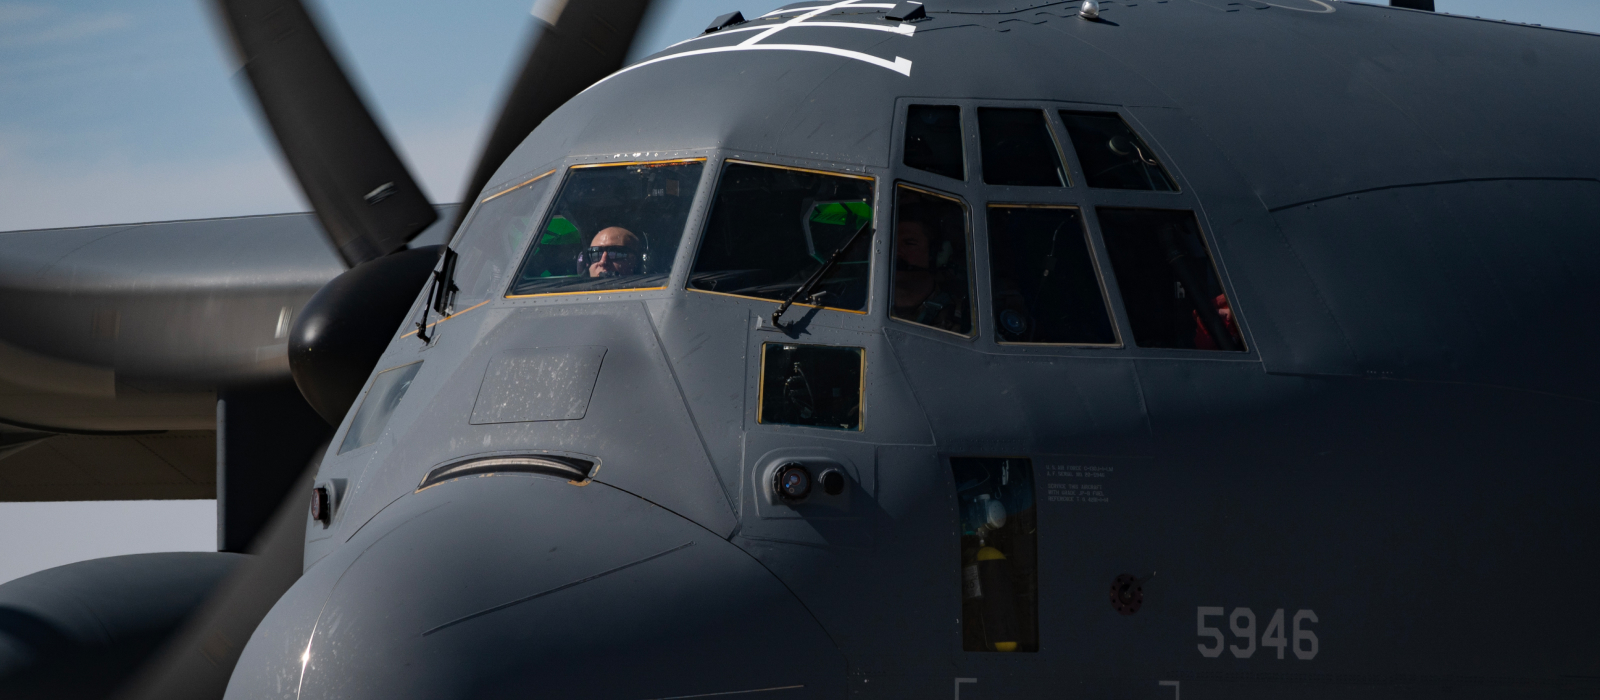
[2,0,1598,697]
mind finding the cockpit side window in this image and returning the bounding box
[904,105,965,181]
[1059,111,1178,192]
[892,185,973,336]
[977,108,1068,188]
[987,205,1116,345]
[507,159,704,298]
[690,161,875,312]
[1096,208,1243,351]
[448,171,554,310]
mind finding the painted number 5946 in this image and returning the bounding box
[1197,607,1318,660]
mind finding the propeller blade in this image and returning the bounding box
[213,0,438,267]
[115,459,316,700]
[453,0,655,232]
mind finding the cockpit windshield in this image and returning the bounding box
[507,159,705,297]
[690,161,875,312]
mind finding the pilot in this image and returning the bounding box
[892,218,968,333]
[580,227,641,278]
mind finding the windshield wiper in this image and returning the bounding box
[772,208,871,330]
[415,247,458,343]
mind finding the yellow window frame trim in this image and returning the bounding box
[755,341,867,432]
[688,160,877,315]
[503,158,708,300]
[398,168,560,338]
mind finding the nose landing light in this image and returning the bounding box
[774,463,813,501]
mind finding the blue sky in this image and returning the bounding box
[0,0,779,232]
[1,0,1598,583]
[1,0,1598,233]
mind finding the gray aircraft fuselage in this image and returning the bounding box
[218,1,1599,698]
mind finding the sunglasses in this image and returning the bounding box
[584,245,637,261]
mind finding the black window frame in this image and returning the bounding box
[889,97,1251,358]
[890,182,978,338]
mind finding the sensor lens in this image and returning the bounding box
[821,469,845,496]
[775,463,812,501]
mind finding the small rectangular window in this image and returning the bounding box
[508,159,704,297]
[1059,111,1177,192]
[904,105,965,180]
[449,171,555,308]
[977,108,1068,187]
[893,185,974,335]
[1096,208,1242,351]
[987,205,1116,345]
[953,456,1038,653]
[339,362,422,454]
[758,343,864,431]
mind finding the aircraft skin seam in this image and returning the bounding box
[640,301,743,529]
[1266,176,1600,212]
[420,541,696,636]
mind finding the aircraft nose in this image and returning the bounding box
[226,474,842,700]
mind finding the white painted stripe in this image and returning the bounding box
[759,3,894,18]
[595,43,913,88]
[665,20,914,50]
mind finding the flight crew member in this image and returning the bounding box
[892,219,969,333]
[581,227,642,278]
[1193,293,1243,350]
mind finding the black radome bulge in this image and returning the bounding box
[1096,208,1241,351]
[904,105,964,180]
[1060,111,1177,191]
[978,108,1067,187]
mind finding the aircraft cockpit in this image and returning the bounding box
[430,102,1245,356]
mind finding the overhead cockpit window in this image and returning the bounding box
[1059,111,1177,192]
[904,105,965,181]
[449,171,555,309]
[953,456,1038,653]
[507,159,704,297]
[690,161,874,312]
[987,205,1116,345]
[978,108,1068,188]
[1096,208,1243,351]
[892,185,973,335]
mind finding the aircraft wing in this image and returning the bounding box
[0,208,454,502]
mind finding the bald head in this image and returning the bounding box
[587,227,641,277]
